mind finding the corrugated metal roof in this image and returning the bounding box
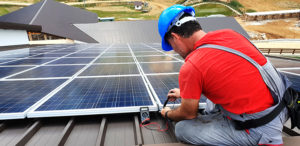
[75,17,250,44]
[0,0,98,43]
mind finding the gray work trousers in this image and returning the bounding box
[175,108,288,145]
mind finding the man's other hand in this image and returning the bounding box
[167,88,181,101]
[161,107,171,118]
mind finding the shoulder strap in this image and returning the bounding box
[196,44,279,100]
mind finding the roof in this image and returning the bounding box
[134,1,144,6]
[0,0,98,43]
[75,17,250,44]
[0,21,41,31]
[246,9,300,16]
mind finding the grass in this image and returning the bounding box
[193,4,235,17]
[90,10,157,21]
[0,6,23,16]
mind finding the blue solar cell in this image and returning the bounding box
[0,58,16,64]
[94,57,134,63]
[134,52,164,56]
[102,52,132,57]
[0,79,65,113]
[68,53,100,57]
[147,74,206,105]
[10,65,84,78]
[49,58,94,64]
[35,76,153,111]
[136,56,178,62]
[140,62,183,74]
[2,58,55,65]
[32,53,68,58]
[283,73,300,92]
[0,67,32,78]
[80,64,139,76]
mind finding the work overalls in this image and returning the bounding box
[175,44,291,145]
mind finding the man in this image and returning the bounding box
[158,5,289,145]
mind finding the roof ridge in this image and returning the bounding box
[29,0,48,25]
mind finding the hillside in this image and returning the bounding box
[0,0,299,39]
[237,0,300,12]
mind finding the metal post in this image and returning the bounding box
[84,0,85,9]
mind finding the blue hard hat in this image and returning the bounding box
[158,5,195,51]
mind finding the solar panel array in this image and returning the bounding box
[0,43,202,120]
[1,43,299,120]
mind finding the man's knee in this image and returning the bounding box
[175,120,196,142]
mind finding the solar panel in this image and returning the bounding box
[102,52,132,57]
[0,79,66,119]
[136,56,178,62]
[94,57,135,63]
[79,64,139,76]
[9,65,85,79]
[68,53,100,57]
[282,72,300,92]
[0,43,210,120]
[2,58,55,65]
[28,76,157,118]
[49,58,94,64]
[134,51,164,56]
[140,62,183,74]
[146,74,207,109]
[0,66,32,78]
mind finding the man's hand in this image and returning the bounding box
[167,88,181,102]
[161,107,171,118]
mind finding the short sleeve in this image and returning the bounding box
[179,61,202,99]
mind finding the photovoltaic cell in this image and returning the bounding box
[80,64,139,76]
[10,65,85,78]
[49,58,94,64]
[67,53,100,57]
[32,53,69,58]
[280,69,300,74]
[136,56,178,62]
[102,52,132,57]
[134,51,164,56]
[140,62,183,74]
[0,79,65,113]
[2,58,55,65]
[147,74,207,105]
[0,67,33,78]
[94,57,134,63]
[35,76,153,111]
[283,73,300,92]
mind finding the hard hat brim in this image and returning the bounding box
[161,37,173,51]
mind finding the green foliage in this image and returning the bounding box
[176,0,187,4]
[193,4,235,17]
[246,9,256,13]
[0,7,9,16]
[90,10,157,21]
[229,0,243,8]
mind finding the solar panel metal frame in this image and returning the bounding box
[144,73,207,109]
[130,43,207,110]
[26,44,158,118]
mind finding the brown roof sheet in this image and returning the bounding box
[0,0,98,43]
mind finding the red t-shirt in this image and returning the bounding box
[179,29,274,114]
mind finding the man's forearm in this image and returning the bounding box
[167,106,197,122]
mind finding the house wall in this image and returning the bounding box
[0,29,29,46]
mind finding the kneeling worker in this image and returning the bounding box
[159,5,289,145]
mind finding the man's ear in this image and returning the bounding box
[170,32,180,40]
